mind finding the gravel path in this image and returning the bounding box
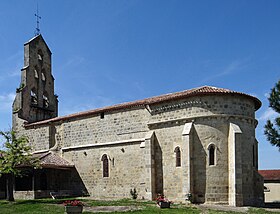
[83,203,280,213]
[84,205,141,213]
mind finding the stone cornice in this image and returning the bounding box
[148,114,258,127]
[61,138,145,152]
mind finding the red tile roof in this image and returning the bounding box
[25,86,261,127]
[259,170,280,181]
[33,152,74,169]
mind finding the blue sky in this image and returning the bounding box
[0,0,279,169]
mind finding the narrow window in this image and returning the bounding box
[209,145,215,166]
[42,70,46,82]
[100,112,104,119]
[43,94,49,108]
[34,69,38,79]
[30,88,38,105]
[101,154,109,177]
[174,146,181,167]
[38,50,43,62]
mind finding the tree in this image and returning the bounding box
[0,130,38,201]
[264,80,280,150]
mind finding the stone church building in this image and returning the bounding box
[9,34,264,206]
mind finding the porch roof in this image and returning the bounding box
[259,169,280,181]
[33,152,74,170]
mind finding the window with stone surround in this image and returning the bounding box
[101,154,109,177]
[208,144,215,166]
[174,146,181,167]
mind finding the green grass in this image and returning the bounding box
[0,198,279,214]
[0,200,64,214]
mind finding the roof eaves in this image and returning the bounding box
[24,86,262,127]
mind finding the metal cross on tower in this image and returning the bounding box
[34,3,41,36]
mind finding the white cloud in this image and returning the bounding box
[59,95,116,117]
[258,108,278,121]
[58,56,85,71]
[221,60,245,76]
[199,58,249,84]
[0,93,15,112]
[0,51,22,80]
[264,93,270,98]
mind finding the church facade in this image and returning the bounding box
[11,35,264,206]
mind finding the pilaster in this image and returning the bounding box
[182,122,193,200]
[228,122,243,206]
[143,131,155,200]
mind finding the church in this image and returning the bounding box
[8,34,264,206]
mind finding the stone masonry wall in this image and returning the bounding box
[13,93,262,205]
[147,94,261,204]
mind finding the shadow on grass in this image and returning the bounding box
[1,198,155,207]
[1,198,75,205]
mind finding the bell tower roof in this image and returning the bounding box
[24,34,52,55]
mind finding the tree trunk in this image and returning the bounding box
[6,173,14,201]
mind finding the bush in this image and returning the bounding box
[130,188,138,199]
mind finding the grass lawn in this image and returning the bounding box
[0,198,278,214]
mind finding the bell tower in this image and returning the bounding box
[13,34,58,124]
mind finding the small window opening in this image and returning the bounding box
[43,94,49,108]
[42,71,46,82]
[31,89,38,105]
[101,154,109,177]
[174,146,181,167]
[38,50,43,62]
[209,145,215,166]
[100,112,105,119]
[34,69,38,79]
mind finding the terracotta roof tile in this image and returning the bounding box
[33,152,74,169]
[259,170,280,181]
[25,86,261,127]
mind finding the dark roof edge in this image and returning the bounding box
[24,34,52,55]
[24,86,262,128]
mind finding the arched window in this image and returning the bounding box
[41,69,46,82]
[43,92,49,108]
[30,88,38,105]
[38,50,43,62]
[101,154,109,177]
[208,144,215,166]
[34,69,39,79]
[174,146,181,167]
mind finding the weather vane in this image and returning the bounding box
[34,3,41,36]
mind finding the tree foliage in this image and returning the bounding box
[264,80,280,150]
[0,131,35,176]
[0,130,39,201]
